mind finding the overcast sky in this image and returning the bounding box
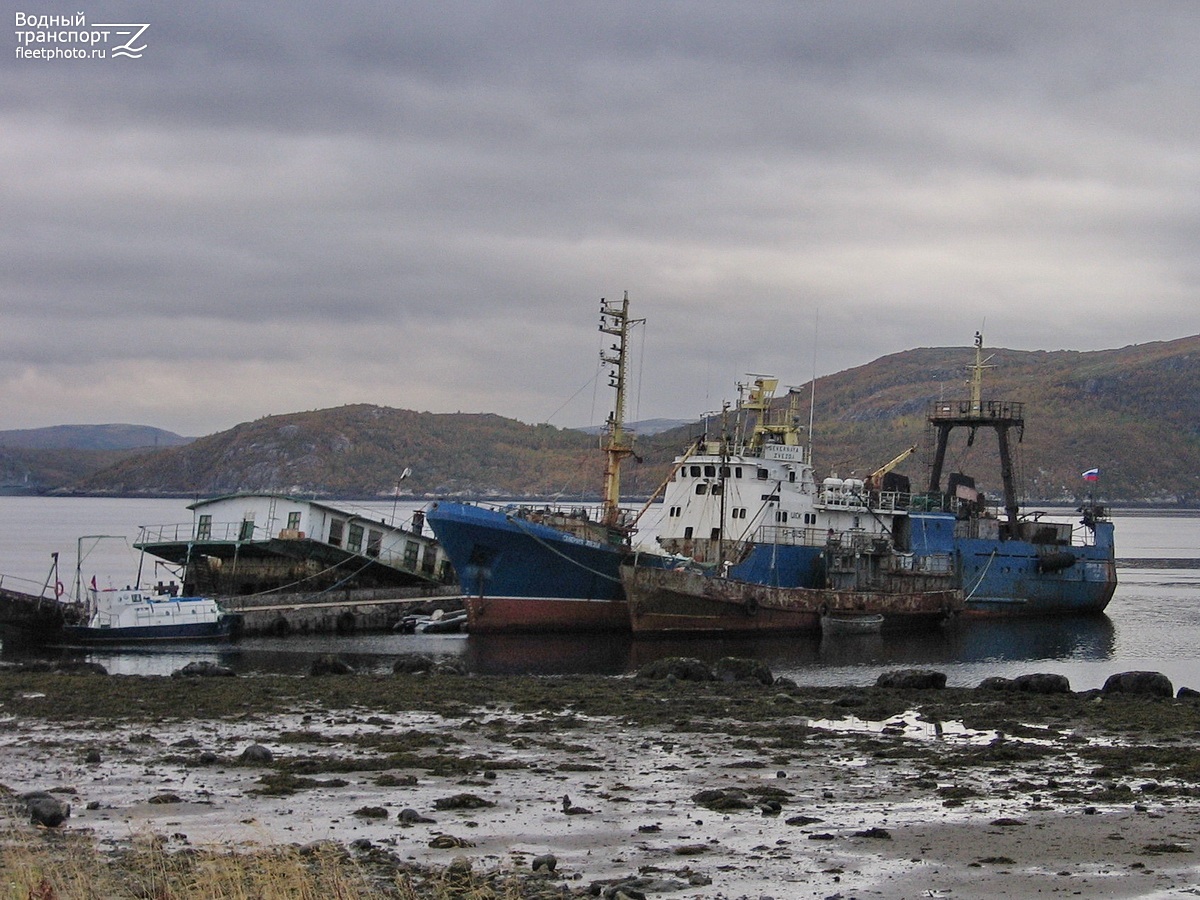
[3,1,1197,436]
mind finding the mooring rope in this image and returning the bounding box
[963,548,998,601]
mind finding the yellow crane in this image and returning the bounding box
[864,444,917,492]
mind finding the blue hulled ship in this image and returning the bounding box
[902,332,1116,614]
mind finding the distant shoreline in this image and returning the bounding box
[2,489,1197,511]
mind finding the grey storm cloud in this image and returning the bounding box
[2,1,1197,434]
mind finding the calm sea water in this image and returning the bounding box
[1,497,1198,692]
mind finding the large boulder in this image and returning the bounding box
[1102,671,1173,698]
[977,674,1072,694]
[239,744,274,764]
[876,669,947,690]
[1013,673,1072,694]
[23,793,70,828]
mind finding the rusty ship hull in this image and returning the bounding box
[622,564,961,636]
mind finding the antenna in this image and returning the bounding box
[808,309,819,462]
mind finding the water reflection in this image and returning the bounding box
[461,634,631,675]
[943,615,1115,662]
[1,614,1117,681]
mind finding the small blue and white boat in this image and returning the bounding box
[61,586,240,643]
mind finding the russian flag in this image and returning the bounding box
[1081,468,1100,482]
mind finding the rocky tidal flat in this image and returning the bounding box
[3,657,1200,898]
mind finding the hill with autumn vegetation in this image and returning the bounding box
[796,335,1200,505]
[68,407,610,499]
[21,334,1200,504]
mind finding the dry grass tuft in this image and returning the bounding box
[2,827,374,899]
[2,824,559,899]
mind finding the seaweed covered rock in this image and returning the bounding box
[172,661,236,678]
[309,655,355,676]
[876,669,946,690]
[692,788,755,811]
[433,793,495,810]
[713,657,774,686]
[979,673,1071,694]
[1014,673,1071,694]
[431,658,466,675]
[1102,671,1173,697]
[977,676,1016,691]
[392,653,437,674]
[636,657,714,682]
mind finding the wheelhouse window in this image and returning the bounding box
[347,523,365,553]
[328,519,345,547]
[287,512,302,531]
[197,514,212,540]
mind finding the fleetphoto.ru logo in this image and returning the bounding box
[14,12,149,60]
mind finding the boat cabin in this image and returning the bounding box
[135,494,454,596]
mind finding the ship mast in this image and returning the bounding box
[927,332,1024,527]
[598,292,644,529]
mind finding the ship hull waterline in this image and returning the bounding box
[464,594,629,634]
[59,618,239,644]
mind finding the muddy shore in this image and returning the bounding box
[3,662,1200,898]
